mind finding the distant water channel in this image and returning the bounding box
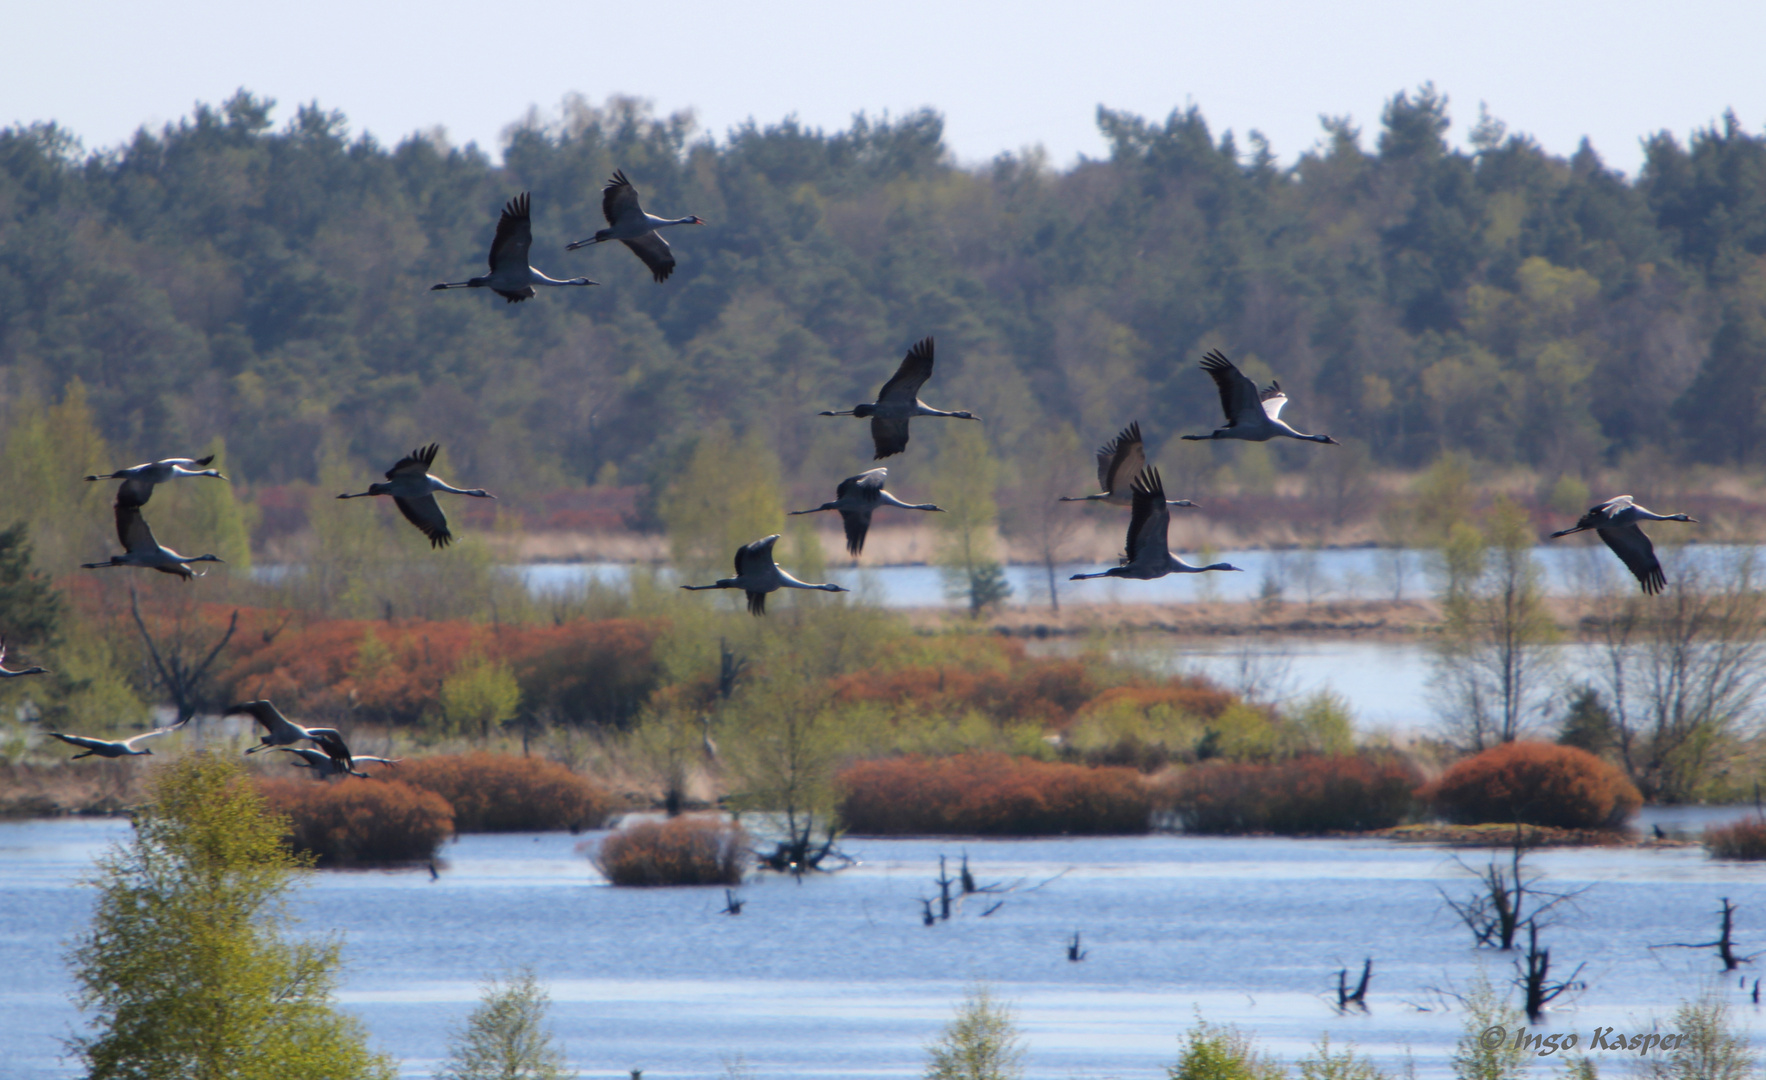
[4,817,1765,1079]
[511,543,1750,609]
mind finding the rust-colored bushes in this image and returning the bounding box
[837,752,1152,835]
[593,817,750,886]
[1422,742,1641,829]
[1162,754,1422,835]
[398,753,615,832]
[259,778,453,867]
[1705,819,1766,860]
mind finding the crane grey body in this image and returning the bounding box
[565,170,704,282]
[819,337,978,459]
[0,637,47,678]
[49,719,187,759]
[84,455,226,508]
[1059,421,1198,508]
[680,534,848,615]
[337,443,494,549]
[227,699,353,774]
[788,468,943,556]
[431,193,596,302]
[80,503,223,579]
[1071,467,1243,582]
[272,746,400,779]
[1181,351,1337,445]
[1548,495,1697,595]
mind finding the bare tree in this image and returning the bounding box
[130,585,238,726]
[1440,827,1588,950]
[1514,920,1584,1024]
[1429,497,1558,750]
[1585,550,1766,802]
[1001,423,1087,613]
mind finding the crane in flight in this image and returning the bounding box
[681,534,848,615]
[431,193,596,302]
[566,170,704,282]
[1548,495,1697,595]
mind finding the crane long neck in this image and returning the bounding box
[877,491,937,510]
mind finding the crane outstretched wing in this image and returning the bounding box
[488,193,532,274]
[394,494,453,548]
[116,504,158,553]
[386,444,441,481]
[1124,467,1172,566]
[1259,382,1289,420]
[1199,351,1263,427]
[837,469,888,503]
[620,232,676,282]
[602,171,645,227]
[735,535,782,578]
[1598,523,1666,595]
[1099,421,1146,494]
[876,338,935,404]
[870,417,911,459]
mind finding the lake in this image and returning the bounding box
[512,543,1751,609]
[4,816,1766,1079]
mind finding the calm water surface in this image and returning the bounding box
[5,817,1766,1079]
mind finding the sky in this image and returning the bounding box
[4,1,1764,176]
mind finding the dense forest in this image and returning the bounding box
[2,87,1765,516]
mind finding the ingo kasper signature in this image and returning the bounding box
[1481,1026,1688,1056]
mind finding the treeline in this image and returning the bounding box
[3,88,1764,514]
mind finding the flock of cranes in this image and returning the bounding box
[24,169,1701,766]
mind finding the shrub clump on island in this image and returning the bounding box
[398,752,616,832]
[837,752,1152,836]
[258,778,454,868]
[1704,818,1766,860]
[593,817,751,886]
[1162,753,1422,835]
[1422,741,1641,830]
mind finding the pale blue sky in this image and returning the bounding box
[5,1,1762,175]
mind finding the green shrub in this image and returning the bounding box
[1169,1018,1284,1080]
[1423,741,1640,829]
[259,778,453,868]
[399,753,615,832]
[593,817,750,886]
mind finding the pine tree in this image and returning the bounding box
[67,753,395,1080]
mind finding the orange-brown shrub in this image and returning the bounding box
[216,617,664,727]
[826,638,1098,725]
[1704,819,1766,860]
[593,817,751,886]
[258,778,454,867]
[1422,742,1641,829]
[1161,754,1422,835]
[398,753,615,832]
[837,753,1152,835]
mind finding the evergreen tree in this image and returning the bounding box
[67,752,394,1080]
